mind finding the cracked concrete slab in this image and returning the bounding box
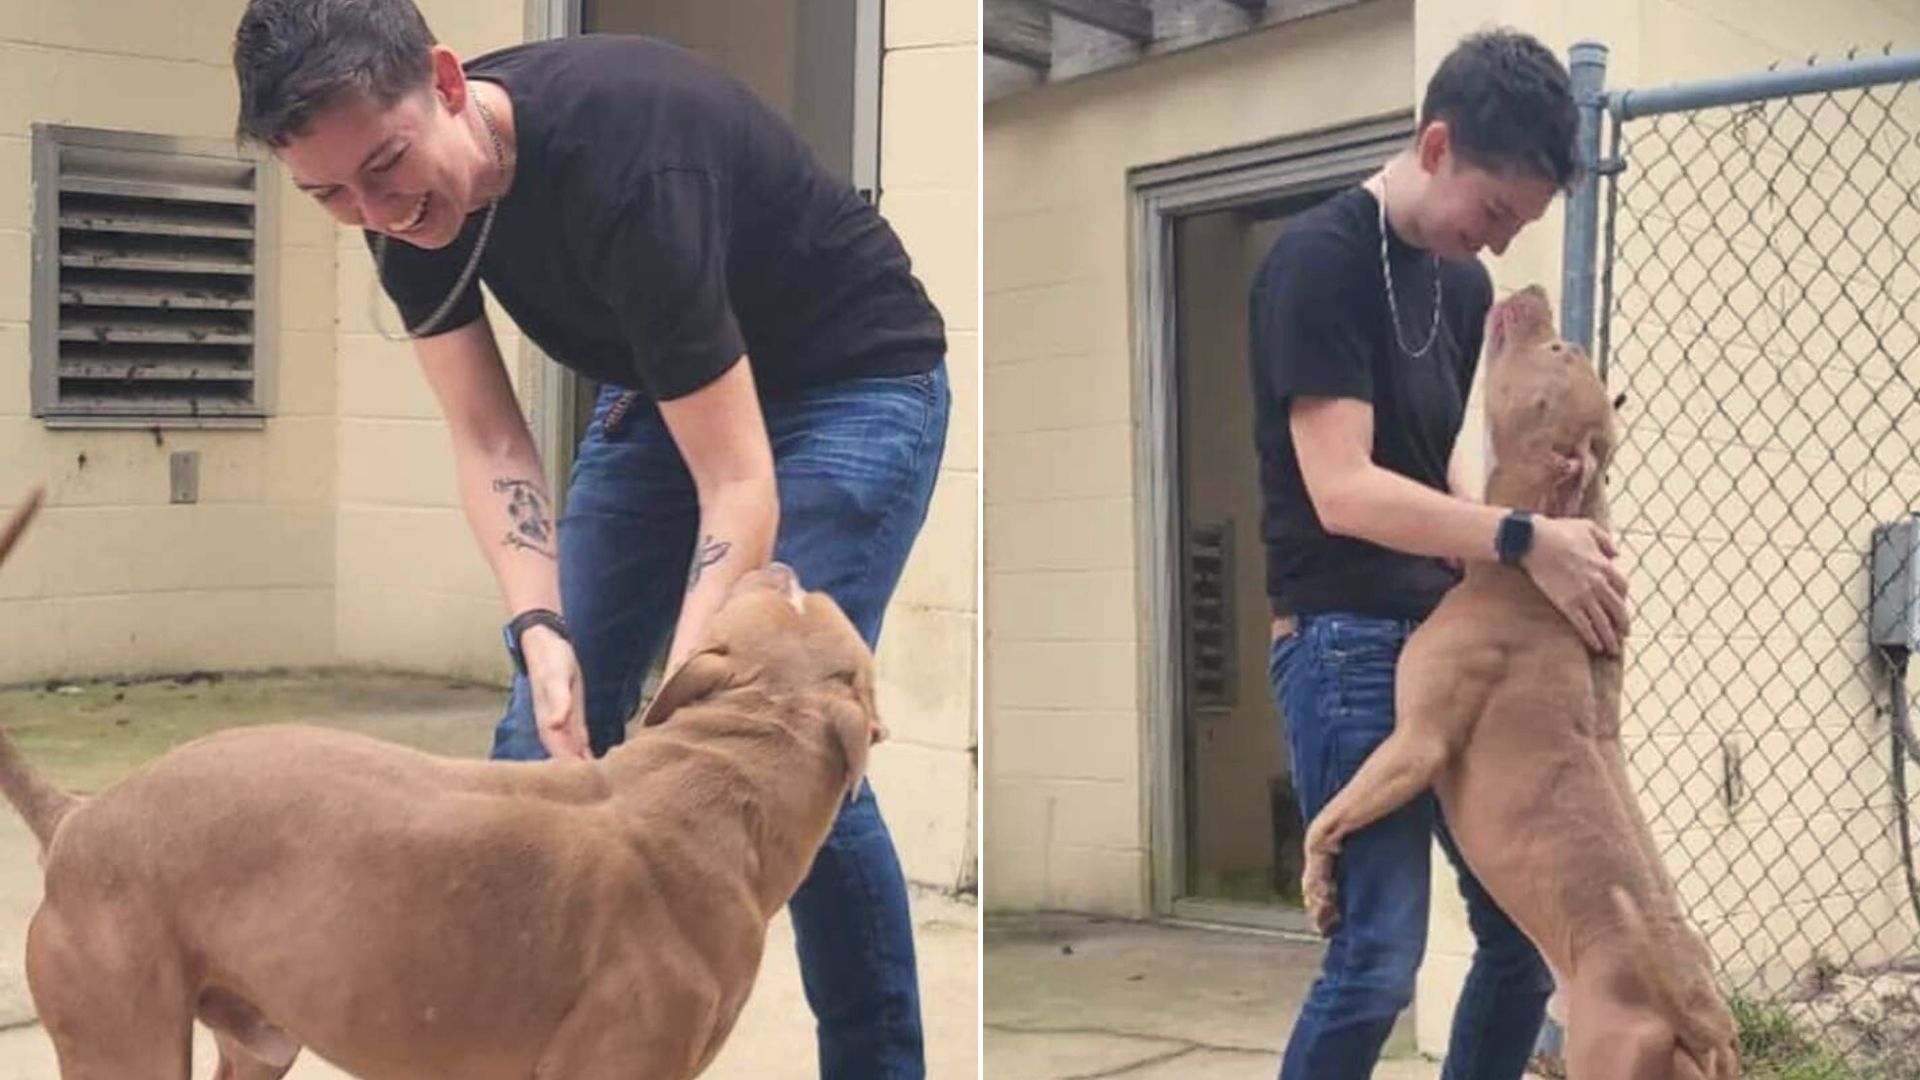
[987,912,1437,1079]
[982,1029,1194,1079]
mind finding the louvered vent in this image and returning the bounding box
[1188,521,1235,708]
[32,125,275,426]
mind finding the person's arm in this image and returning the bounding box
[654,357,779,673]
[1292,395,1628,654]
[593,169,782,672]
[413,314,590,759]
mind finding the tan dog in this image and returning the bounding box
[0,499,885,1080]
[1298,287,1740,1079]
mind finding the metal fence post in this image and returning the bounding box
[1560,40,1608,358]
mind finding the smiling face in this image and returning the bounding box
[1408,122,1560,260]
[1405,29,1577,259]
[273,47,493,249]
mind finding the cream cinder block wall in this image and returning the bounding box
[333,0,530,687]
[1414,0,1920,1055]
[871,0,980,894]
[983,0,1416,915]
[0,0,337,682]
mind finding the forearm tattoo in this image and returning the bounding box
[687,533,731,591]
[492,478,555,560]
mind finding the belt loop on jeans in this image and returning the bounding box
[603,390,641,435]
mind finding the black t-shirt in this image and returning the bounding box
[369,35,945,400]
[1248,185,1494,621]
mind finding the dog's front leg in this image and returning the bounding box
[1301,645,1488,935]
[1301,725,1452,934]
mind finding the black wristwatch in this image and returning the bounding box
[503,608,571,676]
[1495,510,1535,567]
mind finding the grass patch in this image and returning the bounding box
[0,671,500,793]
[1730,993,1863,1080]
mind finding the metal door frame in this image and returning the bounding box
[1129,112,1411,928]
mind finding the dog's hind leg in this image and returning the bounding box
[27,908,193,1079]
[209,1029,298,1080]
[536,970,724,1080]
[199,987,300,1080]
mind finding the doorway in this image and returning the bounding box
[1132,115,1412,929]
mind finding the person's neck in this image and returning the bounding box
[469,80,519,204]
[1367,153,1433,253]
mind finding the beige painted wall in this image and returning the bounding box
[0,0,338,681]
[983,0,1417,915]
[871,0,981,894]
[334,0,531,688]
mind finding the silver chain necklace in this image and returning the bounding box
[1377,173,1443,358]
[370,93,508,341]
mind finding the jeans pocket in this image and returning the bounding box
[1318,615,1405,664]
[772,375,942,494]
[1314,618,1403,772]
[1268,631,1303,703]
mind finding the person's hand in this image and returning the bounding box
[522,626,590,761]
[1523,517,1631,655]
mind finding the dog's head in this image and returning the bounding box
[1483,286,1616,515]
[637,564,886,801]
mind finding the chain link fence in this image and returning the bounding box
[1575,48,1920,1077]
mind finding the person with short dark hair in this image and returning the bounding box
[1250,28,1629,1079]
[232,2,944,1075]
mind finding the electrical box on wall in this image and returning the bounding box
[1870,516,1920,650]
[170,451,199,505]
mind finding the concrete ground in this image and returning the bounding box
[986,913,1439,1079]
[0,672,976,1079]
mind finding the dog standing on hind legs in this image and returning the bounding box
[0,485,889,1080]
[1298,288,1740,1079]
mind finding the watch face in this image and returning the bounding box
[1500,515,1530,562]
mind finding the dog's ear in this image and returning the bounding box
[828,667,887,803]
[639,648,734,729]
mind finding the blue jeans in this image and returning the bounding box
[1270,613,1552,1080]
[492,364,949,1080]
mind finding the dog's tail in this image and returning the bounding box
[0,489,76,852]
[0,727,76,851]
[1610,885,1738,1077]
